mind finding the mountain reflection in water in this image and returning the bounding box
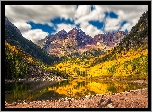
[5,79,146,103]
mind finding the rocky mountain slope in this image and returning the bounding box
[90,11,148,67]
[36,27,126,57]
[49,11,148,80]
[5,16,59,65]
[5,17,62,80]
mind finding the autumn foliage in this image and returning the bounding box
[49,43,148,80]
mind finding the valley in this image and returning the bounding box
[4,11,148,108]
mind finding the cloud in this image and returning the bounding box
[13,22,31,33]
[80,22,103,37]
[12,22,49,42]
[55,23,76,33]
[74,5,105,37]
[5,5,148,42]
[5,5,76,26]
[104,17,122,32]
[75,5,91,18]
[94,5,148,31]
[5,5,77,42]
[22,29,48,42]
[75,9,105,25]
[120,23,132,31]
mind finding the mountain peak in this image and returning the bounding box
[57,29,67,35]
[41,27,126,56]
[37,11,148,57]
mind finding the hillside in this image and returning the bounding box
[5,17,59,65]
[5,17,62,80]
[48,11,148,80]
[5,40,64,81]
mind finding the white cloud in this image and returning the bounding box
[86,25,104,37]
[22,29,48,42]
[55,23,76,33]
[120,16,140,32]
[120,23,132,31]
[5,5,77,42]
[75,9,105,25]
[75,5,91,18]
[105,17,122,32]
[5,5,76,26]
[5,5,148,42]
[13,22,31,33]
[74,5,105,37]
[12,22,48,42]
[80,22,103,37]
[94,5,148,32]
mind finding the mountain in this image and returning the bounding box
[5,17,64,80]
[91,11,148,66]
[37,27,126,57]
[5,40,64,80]
[93,31,126,47]
[5,10,148,81]
[49,11,148,80]
[5,16,59,65]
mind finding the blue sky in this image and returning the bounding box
[27,11,124,34]
[5,5,148,42]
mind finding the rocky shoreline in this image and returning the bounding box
[5,75,67,83]
[5,87,148,108]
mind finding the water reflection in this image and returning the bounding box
[48,79,146,98]
[5,79,147,103]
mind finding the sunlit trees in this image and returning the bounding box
[47,11,148,80]
[5,42,29,79]
[49,42,148,80]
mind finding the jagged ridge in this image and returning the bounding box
[37,27,126,57]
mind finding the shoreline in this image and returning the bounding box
[5,76,67,83]
[5,87,148,108]
[5,77,147,83]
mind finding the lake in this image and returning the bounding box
[5,79,147,103]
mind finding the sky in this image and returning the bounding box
[5,5,148,42]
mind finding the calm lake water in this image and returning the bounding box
[5,79,147,103]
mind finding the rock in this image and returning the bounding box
[106,103,114,108]
[11,102,17,106]
[99,99,104,104]
[96,94,103,96]
[112,93,115,95]
[23,102,27,104]
[5,101,8,107]
[106,98,112,104]
[71,98,75,101]
[64,97,68,101]
[98,98,112,107]
[120,97,124,100]
[85,95,91,99]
